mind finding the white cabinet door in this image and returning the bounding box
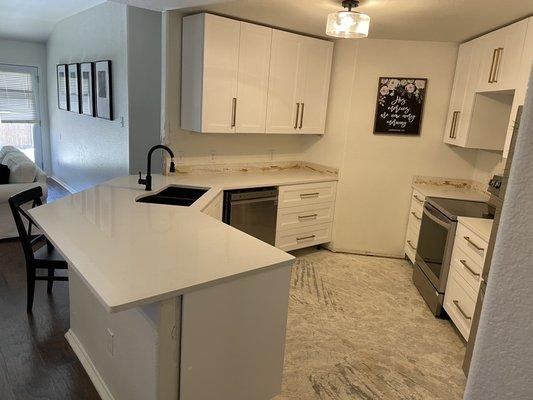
[235,23,272,133]
[444,42,473,145]
[477,20,528,92]
[266,30,305,134]
[298,37,333,134]
[201,14,240,133]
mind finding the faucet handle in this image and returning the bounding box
[138,171,143,184]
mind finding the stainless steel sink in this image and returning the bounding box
[136,186,209,207]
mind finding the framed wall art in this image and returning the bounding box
[67,63,81,113]
[80,62,95,116]
[57,64,69,111]
[373,78,428,135]
[95,60,113,120]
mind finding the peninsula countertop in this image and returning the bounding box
[29,166,338,313]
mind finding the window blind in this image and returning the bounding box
[0,69,39,124]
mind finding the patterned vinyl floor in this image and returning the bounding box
[276,249,466,400]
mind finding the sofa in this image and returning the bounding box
[0,146,48,239]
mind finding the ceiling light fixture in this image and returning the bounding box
[326,0,370,39]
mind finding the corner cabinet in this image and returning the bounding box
[443,17,532,152]
[181,13,333,135]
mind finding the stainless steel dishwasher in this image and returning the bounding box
[222,187,278,245]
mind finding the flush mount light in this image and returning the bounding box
[326,0,370,39]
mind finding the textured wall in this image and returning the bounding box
[0,38,50,172]
[46,2,129,192]
[464,69,533,399]
[302,39,481,257]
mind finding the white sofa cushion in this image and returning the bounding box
[3,151,37,183]
[0,145,18,163]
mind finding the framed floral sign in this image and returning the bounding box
[373,77,427,135]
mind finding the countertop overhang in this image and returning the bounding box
[29,168,337,313]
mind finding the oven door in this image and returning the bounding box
[415,202,456,293]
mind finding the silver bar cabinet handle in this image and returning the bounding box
[411,211,422,221]
[294,103,300,129]
[488,48,497,83]
[413,194,424,204]
[298,214,318,220]
[297,235,315,242]
[299,103,305,129]
[407,240,416,250]
[460,259,480,277]
[231,97,237,128]
[453,300,472,320]
[300,192,319,199]
[493,47,503,83]
[463,236,485,252]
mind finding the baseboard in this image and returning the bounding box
[325,243,405,259]
[50,175,75,193]
[65,330,115,400]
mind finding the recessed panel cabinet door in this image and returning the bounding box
[235,23,272,133]
[298,38,333,134]
[266,30,304,134]
[201,14,240,133]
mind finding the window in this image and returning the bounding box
[0,64,41,164]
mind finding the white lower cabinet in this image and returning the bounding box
[404,188,425,263]
[275,181,336,251]
[444,220,489,340]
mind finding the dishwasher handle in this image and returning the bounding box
[230,196,278,205]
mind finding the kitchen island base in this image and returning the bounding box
[67,263,292,400]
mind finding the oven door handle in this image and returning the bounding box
[423,205,452,229]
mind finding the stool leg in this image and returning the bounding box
[47,269,54,294]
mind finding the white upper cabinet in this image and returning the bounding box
[266,31,333,134]
[443,17,531,151]
[265,30,305,134]
[235,22,272,133]
[181,13,333,135]
[477,19,528,92]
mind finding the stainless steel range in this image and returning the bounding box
[413,197,494,316]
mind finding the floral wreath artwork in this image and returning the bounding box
[374,77,428,135]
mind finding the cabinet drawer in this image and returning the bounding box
[408,202,423,232]
[277,202,334,231]
[278,181,336,208]
[444,271,476,340]
[450,246,483,294]
[404,225,419,264]
[455,223,489,267]
[275,222,332,252]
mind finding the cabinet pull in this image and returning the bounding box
[300,192,319,199]
[449,111,457,138]
[463,236,485,252]
[411,211,422,221]
[450,111,460,139]
[294,103,300,129]
[299,103,305,129]
[413,194,424,204]
[493,47,503,83]
[488,48,497,83]
[231,97,237,128]
[453,300,472,320]
[407,240,417,250]
[460,259,480,277]
[297,235,316,242]
[298,213,318,220]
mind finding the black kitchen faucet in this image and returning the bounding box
[138,145,176,191]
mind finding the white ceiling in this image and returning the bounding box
[1,0,532,43]
[0,0,106,43]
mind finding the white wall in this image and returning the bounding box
[47,1,129,192]
[302,39,482,257]
[162,11,304,165]
[464,69,533,400]
[0,38,50,172]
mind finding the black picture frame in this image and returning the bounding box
[373,77,428,135]
[94,60,113,120]
[80,62,95,117]
[57,64,69,111]
[67,63,81,114]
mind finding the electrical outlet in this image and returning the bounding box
[106,328,115,356]
[209,150,216,163]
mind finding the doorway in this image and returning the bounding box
[0,64,43,167]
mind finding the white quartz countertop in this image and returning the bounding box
[412,182,488,202]
[458,217,494,242]
[29,168,337,313]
